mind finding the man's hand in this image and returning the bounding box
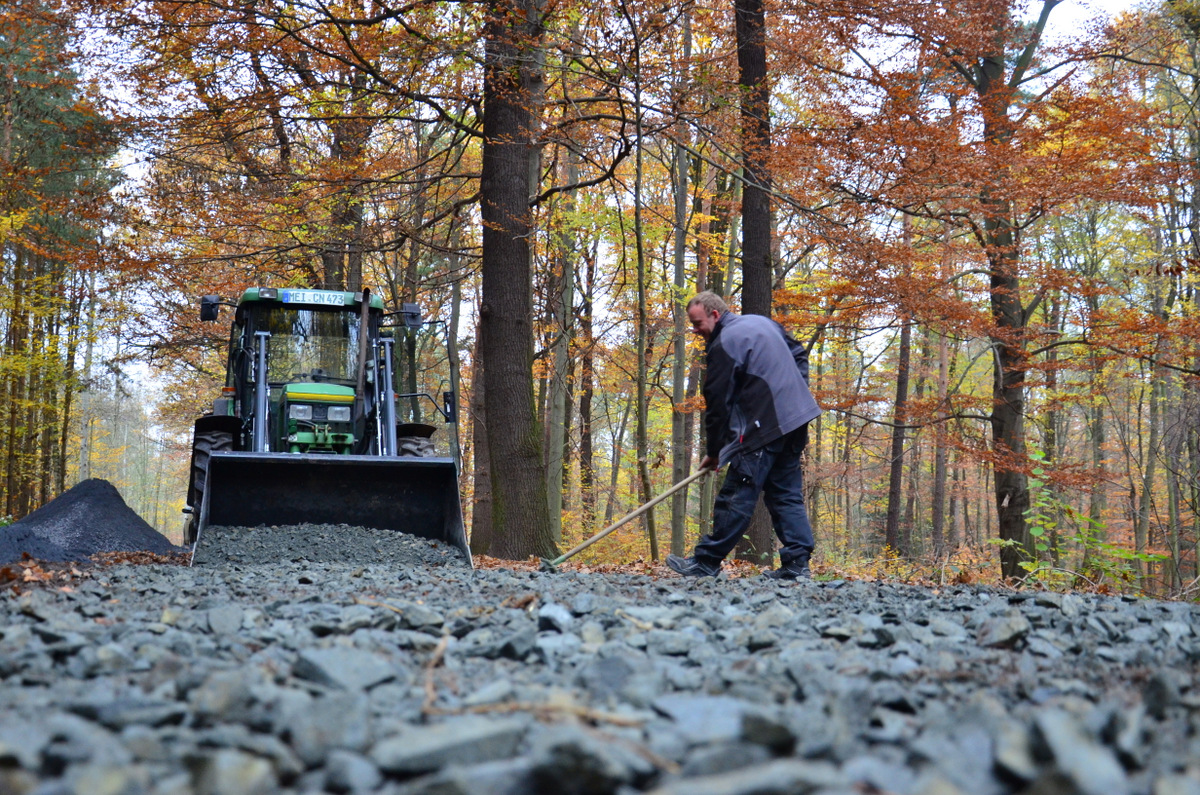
[699,455,719,471]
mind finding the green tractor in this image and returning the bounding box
[184,287,468,564]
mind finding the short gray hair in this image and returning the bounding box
[687,291,728,315]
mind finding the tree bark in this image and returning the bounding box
[733,0,775,565]
[972,1,1061,579]
[479,0,555,559]
[670,13,693,556]
[885,318,912,555]
[469,327,493,555]
[579,246,596,522]
[546,153,579,545]
[930,327,949,558]
[735,0,771,316]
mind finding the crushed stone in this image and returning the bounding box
[0,479,179,565]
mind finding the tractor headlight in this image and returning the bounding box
[327,406,351,422]
[289,404,313,420]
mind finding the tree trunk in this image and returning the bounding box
[1043,293,1062,564]
[605,396,633,525]
[469,329,492,555]
[930,327,949,558]
[1083,349,1108,577]
[1136,364,1161,583]
[733,0,775,565]
[579,245,596,522]
[885,319,912,553]
[546,153,579,545]
[479,0,555,559]
[670,13,693,556]
[735,0,771,316]
[972,2,1062,579]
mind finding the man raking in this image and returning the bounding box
[668,291,823,580]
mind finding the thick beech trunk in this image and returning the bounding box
[885,319,912,554]
[733,0,775,565]
[479,0,555,559]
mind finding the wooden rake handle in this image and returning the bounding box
[545,467,711,568]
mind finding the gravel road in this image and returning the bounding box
[2,521,1199,795]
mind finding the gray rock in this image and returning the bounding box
[993,718,1038,784]
[646,629,694,656]
[652,694,746,744]
[538,602,574,633]
[185,748,277,795]
[571,592,598,615]
[927,617,968,640]
[977,611,1032,649]
[679,741,771,778]
[0,769,38,794]
[652,694,792,752]
[206,604,244,635]
[536,632,583,668]
[324,749,382,793]
[41,713,133,770]
[370,716,528,775]
[1034,592,1064,610]
[909,724,998,795]
[1144,669,1184,719]
[62,761,152,795]
[1033,709,1129,795]
[337,604,378,633]
[527,723,655,792]
[843,755,918,795]
[392,758,536,795]
[293,646,399,691]
[285,691,371,767]
[199,725,305,780]
[577,653,665,708]
[66,698,187,730]
[1153,774,1200,795]
[648,759,845,795]
[745,627,780,651]
[189,669,258,724]
[0,722,51,769]
[390,601,446,632]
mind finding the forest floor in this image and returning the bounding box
[1,539,1199,795]
[1,478,1198,794]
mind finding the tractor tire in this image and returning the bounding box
[186,428,234,544]
[397,435,435,457]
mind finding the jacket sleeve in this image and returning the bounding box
[783,327,810,383]
[703,343,736,460]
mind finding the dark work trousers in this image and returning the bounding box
[694,426,813,566]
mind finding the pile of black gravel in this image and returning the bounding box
[0,479,179,565]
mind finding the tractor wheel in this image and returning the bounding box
[397,435,434,457]
[186,429,234,543]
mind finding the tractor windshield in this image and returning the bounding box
[258,306,364,386]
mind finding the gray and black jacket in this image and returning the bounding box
[703,312,822,467]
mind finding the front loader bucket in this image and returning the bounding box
[192,451,470,566]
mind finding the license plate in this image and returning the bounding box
[281,289,345,307]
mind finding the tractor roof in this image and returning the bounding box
[238,287,385,311]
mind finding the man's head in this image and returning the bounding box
[686,291,729,341]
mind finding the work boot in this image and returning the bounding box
[764,557,811,580]
[667,554,720,578]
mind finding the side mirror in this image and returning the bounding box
[200,296,220,322]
